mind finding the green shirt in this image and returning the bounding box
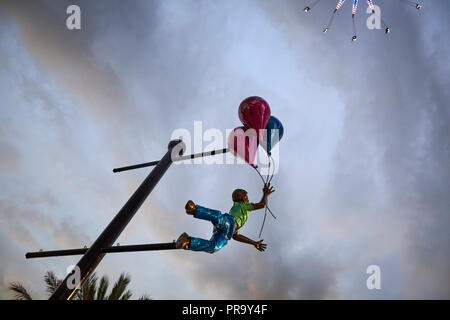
[229,202,254,230]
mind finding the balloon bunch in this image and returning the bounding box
[227,96,284,237]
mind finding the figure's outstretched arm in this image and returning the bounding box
[251,183,275,210]
[232,231,267,252]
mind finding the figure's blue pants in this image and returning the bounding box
[189,205,236,254]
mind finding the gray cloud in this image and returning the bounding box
[0,0,448,299]
[257,0,450,298]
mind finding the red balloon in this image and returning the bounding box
[238,97,271,137]
[227,126,259,168]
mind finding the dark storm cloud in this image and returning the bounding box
[0,231,43,299]
[0,0,162,166]
[0,0,259,299]
[257,0,450,298]
[0,0,448,299]
[0,194,92,251]
[0,193,93,299]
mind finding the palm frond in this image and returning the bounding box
[120,290,132,300]
[80,273,98,300]
[107,273,131,300]
[9,282,33,300]
[9,269,144,301]
[44,271,62,296]
[96,276,109,300]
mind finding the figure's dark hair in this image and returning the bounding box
[232,189,247,202]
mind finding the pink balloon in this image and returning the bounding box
[227,126,258,168]
[238,96,271,140]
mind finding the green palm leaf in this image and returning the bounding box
[96,276,109,300]
[80,273,98,300]
[107,273,131,300]
[120,290,132,300]
[9,270,151,300]
[44,271,62,296]
[9,282,33,300]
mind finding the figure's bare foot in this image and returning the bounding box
[176,232,191,249]
[185,200,196,215]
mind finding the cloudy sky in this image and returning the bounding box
[0,0,448,299]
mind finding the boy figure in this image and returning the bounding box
[175,183,275,253]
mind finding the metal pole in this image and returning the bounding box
[103,242,176,253]
[26,248,87,259]
[49,139,185,300]
[113,160,160,173]
[26,242,177,259]
[113,148,229,173]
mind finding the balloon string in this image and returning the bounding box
[268,155,276,184]
[252,165,276,217]
[266,157,271,184]
[252,159,277,205]
[267,206,277,219]
[253,165,267,238]
[266,156,277,220]
[254,156,278,238]
[259,207,268,238]
[258,205,277,238]
[253,165,266,184]
[260,155,270,238]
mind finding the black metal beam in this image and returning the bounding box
[113,160,159,173]
[113,148,229,173]
[49,140,184,300]
[26,242,177,259]
[26,248,87,259]
[104,242,176,253]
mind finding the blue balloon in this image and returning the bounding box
[262,116,284,155]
